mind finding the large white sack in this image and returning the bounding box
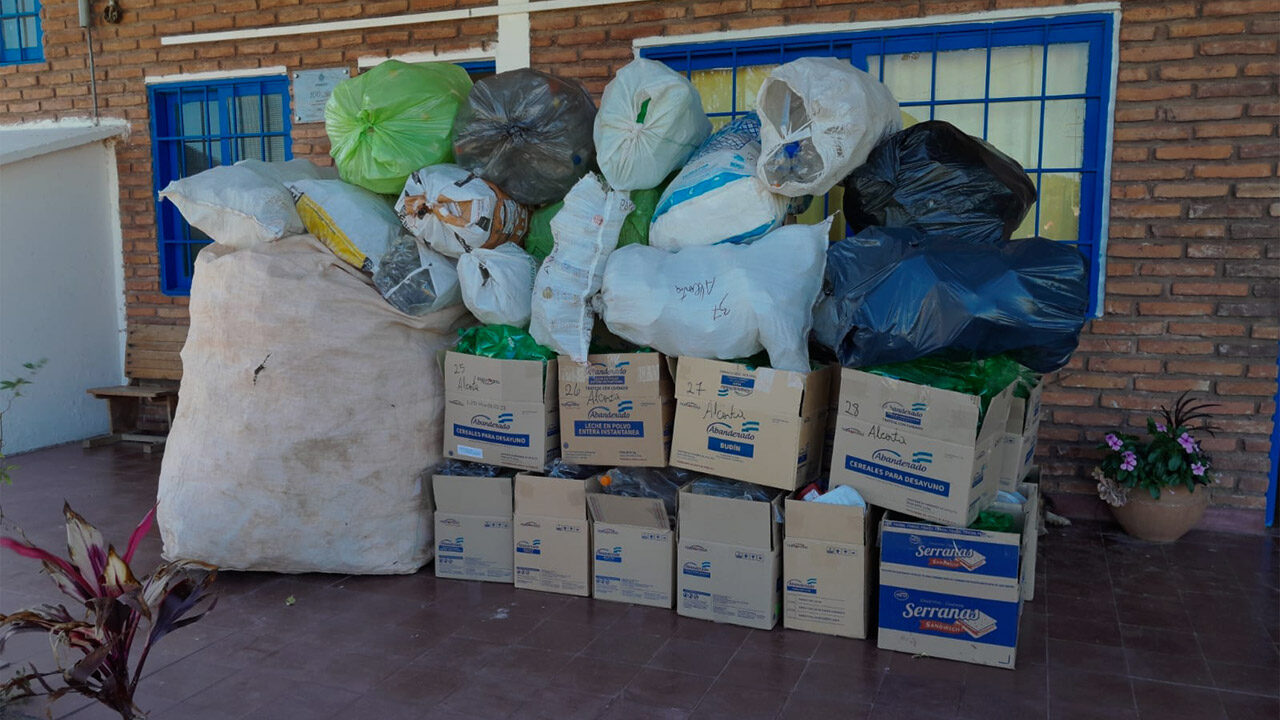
[395,163,529,258]
[159,165,304,249]
[287,178,403,274]
[530,174,632,363]
[457,244,537,327]
[158,235,469,574]
[599,218,832,372]
[595,58,712,191]
[756,57,900,197]
[648,112,788,251]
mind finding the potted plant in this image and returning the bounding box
[1094,393,1218,542]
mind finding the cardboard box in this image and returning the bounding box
[443,351,558,473]
[829,368,1013,527]
[995,381,1042,492]
[588,493,674,608]
[512,473,596,596]
[559,353,674,467]
[433,474,514,583]
[675,483,783,630]
[782,498,875,639]
[877,484,1039,669]
[822,364,841,474]
[669,358,831,491]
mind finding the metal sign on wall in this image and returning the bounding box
[292,68,349,124]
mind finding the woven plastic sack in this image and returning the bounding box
[756,57,900,197]
[525,185,662,263]
[452,69,597,206]
[287,179,402,274]
[158,235,469,574]
[598,218,832,372]
[595,58,712,191]
[457,244,537,327]
[373,235,462,316]
[529,174,633,363]
[395,164,529,258]
[649,113,788,250]
[325,60,472,195]
[159,165,303,249]
[811,227,1090,373]
[842,121,1037,244]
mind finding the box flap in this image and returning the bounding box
[976,385,1015,446]
[433,475,513,516]
[562,353,668,394]
[798,364,834,417]
[784,497,868,545]
[587,493,668,530]
[678,484,779,549]
[674,357,813,415]
[446,351,551,403]
[513,474,591,520]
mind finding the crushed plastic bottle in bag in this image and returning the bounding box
[688,476,781,504]
[373,235,462,316]
[432,458,513,478]
[455,324,557,362]
[544,458,605,480]
[598,467,695,523]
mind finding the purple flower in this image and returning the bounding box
[1177,432,1198,454]
[1105,433,1123,451]
[1191,462,1207,477]
[1155,422,1167,433]
[1121,451,1137,472]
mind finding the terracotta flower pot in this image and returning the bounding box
[1109,484,1208,543]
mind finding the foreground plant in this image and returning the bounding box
[1095,393,1219,506]
[0,504,217,719]
[1,359,47,485]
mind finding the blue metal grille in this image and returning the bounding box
[0,0,42,64]
[641,13,1115,315]
[149,77,292,295]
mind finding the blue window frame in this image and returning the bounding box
[149,76,292,295]
[0,0,42,64]
[642,13,1115,315]
[457,59,496,79]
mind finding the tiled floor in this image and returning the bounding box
[0,444,1276,720]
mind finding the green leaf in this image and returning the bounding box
[284,595,296,607]
[1148,485,1161,500]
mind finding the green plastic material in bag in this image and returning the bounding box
[455,324,557,362]
[970,510,1017,533]
[325,61,473,195]
[864,354,1034,423]
[525,185,664,264]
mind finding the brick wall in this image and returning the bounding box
[2,0,1276,519]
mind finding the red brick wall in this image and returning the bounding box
[2,0,1276,517]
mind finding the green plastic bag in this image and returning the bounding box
[525,185,664,264]
[455,324,556,362]
[325,61,473,195]
[970,510,1017,533]
[864,354,1033,424]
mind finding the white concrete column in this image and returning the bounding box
[496,0,531,71]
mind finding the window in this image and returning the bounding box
[149,77,292,295]
[642,13,1115,314]
[0,0,42,64]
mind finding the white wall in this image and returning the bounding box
[0,139,126,454]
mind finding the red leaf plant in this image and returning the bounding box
[0,503,217,719]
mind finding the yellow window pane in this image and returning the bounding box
[989,46,1043,98]
[1046,43,1089,95]
[1039,172,1080,241]
[882,51,932,102]
[933,103,984,138]
[935,48,987,101]
[708,115,731,133]
[691,69,733,115]
[987,100,1040,169]
[735,64,777,113]
[1011,175,1039,240]
[900,108,924,128]
[1042,98,1085,168]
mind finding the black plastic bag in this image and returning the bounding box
[812,227,1089,373]
[452,69,597,206]
[842,121,1037,244]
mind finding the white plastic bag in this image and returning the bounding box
[595,58,712,191]
[287,178,403,273]
[648,113,788,251]
[160,165,304,249]
[395,164,529,258]
[599,218,832,372]
[373,235,462,316]
[756,57,901,197]
[457,244,537,326]
[530,174,633,363]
